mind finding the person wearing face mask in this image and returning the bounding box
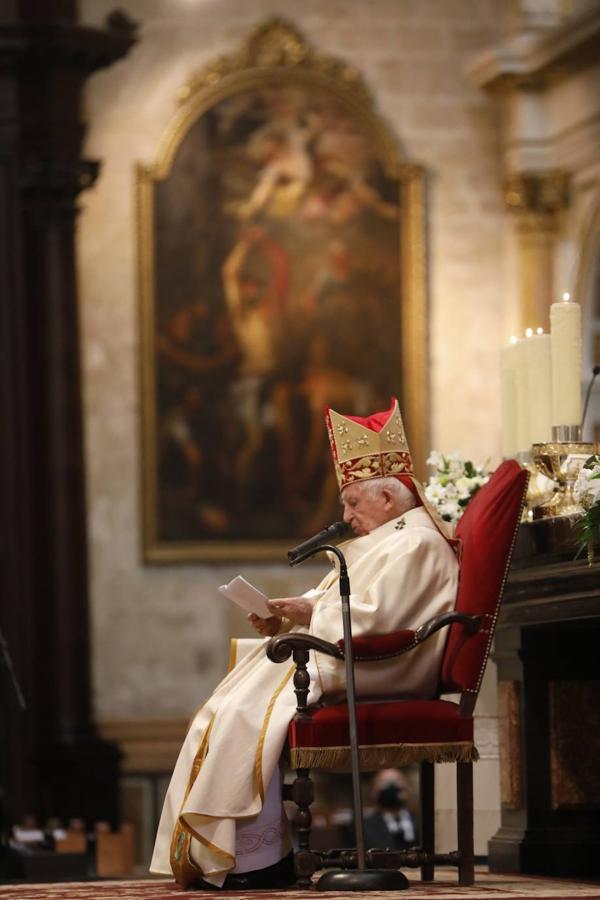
[364,769,417,851]
[151,398,459,891]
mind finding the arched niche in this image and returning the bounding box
[137,19,429,562]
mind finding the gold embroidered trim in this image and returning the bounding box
[227,638,239,674]
[171,821,199,888]
[254,665,295,802]
[188,716,215,789]
[170,714,216,886]
[289,741,478,772]
[312,644,328,711]
[338,451,412,485]
[472,468,529,694]
[181,817,235,865]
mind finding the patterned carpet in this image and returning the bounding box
[1,869,600,900]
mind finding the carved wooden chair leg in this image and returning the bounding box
[292,767,317,887]
[457,760,474,886]
[420,761,435,881]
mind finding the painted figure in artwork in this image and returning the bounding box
[153,84,402,544]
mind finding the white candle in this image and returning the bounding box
[514,336,531,451]
[525,329,553,443]
[550,293,582,427]
[500,338,519,457]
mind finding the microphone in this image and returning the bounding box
[581,365,600,432]
[288,521,350,564]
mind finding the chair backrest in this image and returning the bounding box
[440,459,528,699]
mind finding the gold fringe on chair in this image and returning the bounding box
[289,741,479,772]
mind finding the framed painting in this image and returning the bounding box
[138,19,428,562]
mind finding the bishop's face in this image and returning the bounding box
[341,482,394,536]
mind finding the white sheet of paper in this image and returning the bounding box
[218,576,271,619]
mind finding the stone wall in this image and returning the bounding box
[78,0,507,721]
[77,0,519,860]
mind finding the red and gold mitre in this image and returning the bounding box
[326,397,456,543]
[326,397,413,490]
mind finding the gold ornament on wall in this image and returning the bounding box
[177,19,372,110]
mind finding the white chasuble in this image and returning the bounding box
[151,506,458,886]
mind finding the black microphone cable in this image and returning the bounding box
[581,365,600,433]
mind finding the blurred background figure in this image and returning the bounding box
[364,769,417,851]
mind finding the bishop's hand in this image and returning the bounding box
[248,613,281,637]
[267,597,313,627]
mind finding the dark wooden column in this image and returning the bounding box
[0,1,136,829]
[0,2,34,829]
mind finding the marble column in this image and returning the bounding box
[505,172,569,333]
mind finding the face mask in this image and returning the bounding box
[377,785,406,810]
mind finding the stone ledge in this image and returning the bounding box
[98,718,188,774]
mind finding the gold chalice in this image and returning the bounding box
[532,435,597,519]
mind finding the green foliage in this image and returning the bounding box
[578,501,600,547]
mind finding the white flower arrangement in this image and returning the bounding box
[573,454,600,561]
[425,451,490,524]
[573,454,600,510]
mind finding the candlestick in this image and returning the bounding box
[526,329,553,443]
[550,293,582,427]
[514,336,530,451]
[500,338,518,457]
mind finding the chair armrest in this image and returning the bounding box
[336,612,482,661]
[415,610,481,642]
[265,614,481,716]
[266,634,343,719]
[266,633,343,664]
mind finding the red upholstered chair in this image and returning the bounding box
[268,459,528,887]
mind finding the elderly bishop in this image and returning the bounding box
[151,397,459,890]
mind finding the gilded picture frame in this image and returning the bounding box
[138,19,429,562]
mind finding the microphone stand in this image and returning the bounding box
[581,365,600,434]
[289,544,408,891]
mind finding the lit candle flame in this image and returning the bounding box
[525,328,533,338]
[509,335,518,344]
[536,327,544,334]
[562,292,571,302]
